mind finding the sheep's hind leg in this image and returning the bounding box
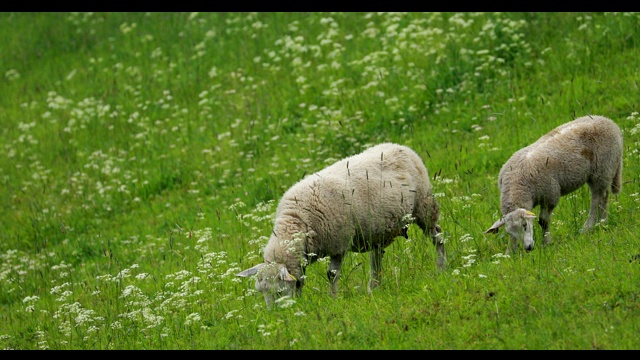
[368,245,385,292]
[327,255,343,297]
[583,187,609,232]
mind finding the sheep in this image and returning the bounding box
[236,142,445,308]
[485,115,623,253]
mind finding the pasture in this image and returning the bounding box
[1,12,639,349]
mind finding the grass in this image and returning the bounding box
[1,12,639,349]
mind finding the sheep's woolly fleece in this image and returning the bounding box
[237,142,444,308]
[486,115,623,253]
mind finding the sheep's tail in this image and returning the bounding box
[611,155,622,194]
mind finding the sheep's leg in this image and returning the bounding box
[368,245,385,292]
[420,221,446,269]
[583,188,608,232]
[400,225,409,239]
[431,227,446,269]
[327,255,343,297]
[539,206,553,245]
[598,191,610,221]
[295,267,306,298]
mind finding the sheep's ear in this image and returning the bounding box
[524,210,536,219]
[236,263,266,277]
[277,266,297,283]
[485,219,505,234]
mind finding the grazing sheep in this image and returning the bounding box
[236,142,445,308]
[485,115,623,253]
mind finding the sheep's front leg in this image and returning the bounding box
[431,226,446,269]
[369,245,385,292]
[327,255,343,297]
[539,206,553,245]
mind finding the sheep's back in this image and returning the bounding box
[498,115,622,211]
[277,143,431,254]
[528,116,621,181]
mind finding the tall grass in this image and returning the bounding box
[1,12,639,349]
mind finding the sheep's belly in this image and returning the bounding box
[349,226,403,253]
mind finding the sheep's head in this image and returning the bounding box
[236,262,298,308]
[485,208,537,251]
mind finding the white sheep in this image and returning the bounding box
[236,142,445,308]
[485,115,623,253]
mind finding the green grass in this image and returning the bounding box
[1,12,639,349]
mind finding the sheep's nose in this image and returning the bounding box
[524,244,534,251]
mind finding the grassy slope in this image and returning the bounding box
[0,12,639,349]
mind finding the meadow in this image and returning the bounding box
[1,12,639,349]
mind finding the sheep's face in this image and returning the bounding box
[504,209,537,251]
[254,262,298,308]
[237,262,299,308]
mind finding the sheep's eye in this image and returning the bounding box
[522,223,527,230]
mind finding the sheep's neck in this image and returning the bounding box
[501,183,534,214]
[271,215,309,271]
